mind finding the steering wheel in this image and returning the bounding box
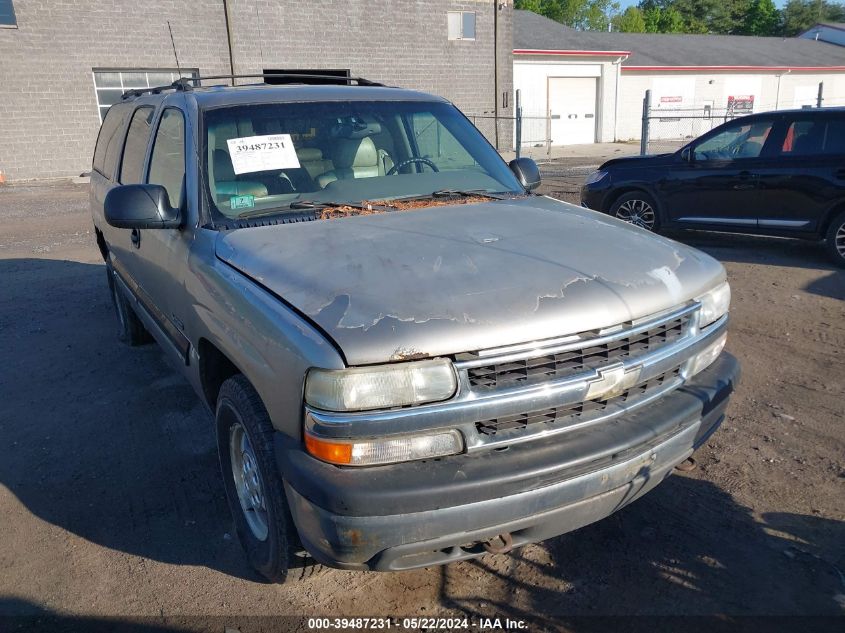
[387,157,440,176]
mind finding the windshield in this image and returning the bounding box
[202,100,523,221]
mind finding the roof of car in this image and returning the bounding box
[515,10,845,68]
[122,82,448,108]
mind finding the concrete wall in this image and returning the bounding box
[0,0,511,181]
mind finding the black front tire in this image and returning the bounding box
[216,375,320,583]
[608,191,661,232]
[106,263,151,346]
[824,211,845,268]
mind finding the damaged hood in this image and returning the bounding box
[215,197,725,365]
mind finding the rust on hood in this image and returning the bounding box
[317,195,510,220]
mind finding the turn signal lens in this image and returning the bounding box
[304,430,464,466]
[689,332,727,377]
[304,434,353,465]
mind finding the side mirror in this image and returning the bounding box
[508,157,541,191]
[104,184,182,230]
[680,147,693,163]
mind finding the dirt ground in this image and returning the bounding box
[0,176,843,631]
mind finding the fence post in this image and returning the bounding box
[817,82,824,108]
[515,89,522,160]
[640,89,651,156]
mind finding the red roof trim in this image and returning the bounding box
[513,48,631,57]
[623,65,845,72]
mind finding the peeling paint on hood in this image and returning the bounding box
[215,197,725,366]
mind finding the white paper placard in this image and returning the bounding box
[226,134,301,175]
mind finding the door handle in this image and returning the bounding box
[733,171,757,190]
[130,228,141,248]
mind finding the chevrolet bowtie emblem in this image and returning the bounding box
[585,363,643,401]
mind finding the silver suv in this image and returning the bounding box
[90,75,739,582]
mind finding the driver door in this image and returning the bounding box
[657,117,778,228]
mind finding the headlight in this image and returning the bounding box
[689,332,727,377]
[584,169,609,185]
[304,429,464,466]
[696,280,731,328]
[305,359,457,412]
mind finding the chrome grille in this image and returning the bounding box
[459,313,690,391]
[476,367,682,437]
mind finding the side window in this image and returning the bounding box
[694,120,773,162]
[148,109,186,209]
[411,112,478,171]
[92,105,130,178]
[781,119,825,156]
[119,106,155,185]
[822,119,845,155]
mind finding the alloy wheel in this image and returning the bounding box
[616,199,656,231]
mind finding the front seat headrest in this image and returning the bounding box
[333,137,378,169]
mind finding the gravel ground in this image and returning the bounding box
[0,177,843,631]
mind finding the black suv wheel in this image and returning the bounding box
[609,191,661,232]
[825,211,845,268]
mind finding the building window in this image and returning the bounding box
[0,0,17,27]
[447,11,475,40]
[92,69,198,122]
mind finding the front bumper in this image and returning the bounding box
[276,353,739,571]
[580,180,613,211]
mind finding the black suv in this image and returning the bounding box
[581,108,845,266]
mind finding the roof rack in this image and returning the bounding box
[120,73,384,100]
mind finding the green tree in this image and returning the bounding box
[612,6,648,31]
[781,0,845,36]
[638,0,759,34]
[744,0,781,35]
[514,0,621,30]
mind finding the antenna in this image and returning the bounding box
[167,21,182,77]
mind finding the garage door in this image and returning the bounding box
[548,77,598,145]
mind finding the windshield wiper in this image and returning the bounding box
[236,199,349,219]
[430,189,508,200]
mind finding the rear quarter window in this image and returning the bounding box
[92,105,131,179]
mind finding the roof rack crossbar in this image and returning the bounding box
[189,73,385,86]
[120,73,385,100]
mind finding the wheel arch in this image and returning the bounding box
[819,200,845,237]
[604,186,661,215]
[94,226,109,262]
[198,338,243,410]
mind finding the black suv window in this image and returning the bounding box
[781,117,845,156]
[148,109,186,208]
[92,105,131,178]
[694,119,774,162]
[119,106,155,185]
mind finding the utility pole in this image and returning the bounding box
[493,2,499,150]
[222,0,236,86]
